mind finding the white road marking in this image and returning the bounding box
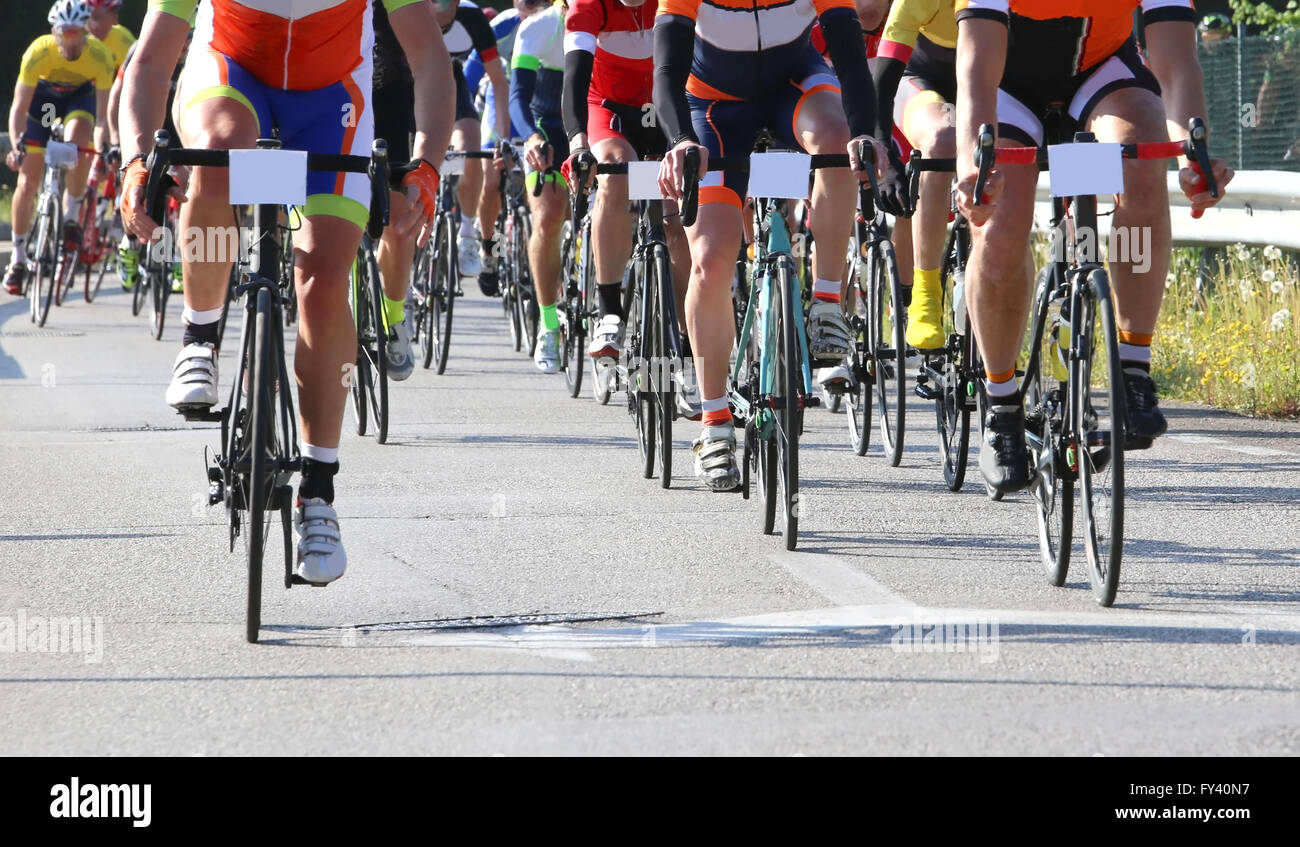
[768,552,914,609]
[1166,433,1298,460]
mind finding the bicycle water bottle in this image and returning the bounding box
[952,265,967,335]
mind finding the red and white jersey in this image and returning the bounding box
[564,0,655,107]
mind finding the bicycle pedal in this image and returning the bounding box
[914,383,938,401]
[804,396,820,408]
[177,405,224,423]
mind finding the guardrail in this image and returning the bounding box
[1033,169,1300,251]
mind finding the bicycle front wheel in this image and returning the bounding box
[871,239,906,466]
[776,260,802,549]
[32,212,57,327]
[243,287,275,643]
[365,243,390,443]
[653,245,673,487]
[434,215,456,375]
[1076,269,1125,606]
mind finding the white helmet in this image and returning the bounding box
[48,0,92,28]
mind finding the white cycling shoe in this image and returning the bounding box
[693,422,741,492]
[587,314,624,359]
[534,329,562,374]
[166,343,219,410]
[387,320,414,382]
[808,300,853,362]
[457,234,482,278]
[294,498,347,585]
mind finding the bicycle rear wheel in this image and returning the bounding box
[845,277,873,455]
[131,251,148,317]
[871,239,906,466]
[935,242,970,490]
[348,253,373,437]
[152,257,171,340]
[1076,269,1125,606]
[365,243,389,443]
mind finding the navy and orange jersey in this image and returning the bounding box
[658,0,857,103]
[955,0,1197,74]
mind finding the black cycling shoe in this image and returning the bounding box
[1123,368,1166,450]
[979,403,1030,494]
[477,269,500,297]
[4,263,25,296]
[62,221,83,252]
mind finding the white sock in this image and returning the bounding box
[1118,343,1151,364]
[301,443,339,464]
[65,196,81,219]
[11,235,26,264]
[985,375,1019,399]
[182,306,224,325]
[701,395,728,413]
[459,216,478,239]
[812,277,841,303]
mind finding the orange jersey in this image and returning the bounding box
[955,0,1196,73]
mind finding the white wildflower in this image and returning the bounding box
[1272,279,1285,295]
[1263,269,1276,283]
[1234,243,1250,261]
[1240,361,1257,390]
[1239,277,1254,301]
[1165,272,1175,289]
[1272,309,1292,332]
[1264,245,1281,261]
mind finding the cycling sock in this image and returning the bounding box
[597,282,624,321]
[11,235,26,264]
[899,282,913,308]
[182,308,224,348]
[298,456,339,504]
[383,294,405,328]
[540,302,560,332]
[459,216,478,239]
[1118,331,1152,369]
[812,277,841,303]
[984,367,1018,398]
[64,196,81,221]
[914,267,939,295]
[701,395,730,427]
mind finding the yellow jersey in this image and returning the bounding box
[94,24,137,70]
[880,0,958,59]
[18,35,115,92]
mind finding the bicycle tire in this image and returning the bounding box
[413,242,436,369]
[435,215,456,375]
[131,254,147,317]
[653,246,673,488]
[777,260,801,549]
[631,258,655,479]
[847,253,873,455]
[349,254,371,437]
[1077,269,1125,606]
[1026,271,1073,584]
[935,236,970,490]
[518,210,539,357]
[32,210,57,327]
[152,258,171,340]
[872,239,906,466]
[363,242,389,443]
[244,287,274,643]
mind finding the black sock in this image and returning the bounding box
[899,284,913,309]
[680,336,693,360]
[184,320,220,349]
[299,459,339,504]
[1123,360,1151,375]
[597,283,625,321]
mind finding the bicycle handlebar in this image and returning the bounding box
[145,130,391,238]
[853,139,880,221]
[680,146,701,227]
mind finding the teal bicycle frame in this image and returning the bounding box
[728,198,814,438]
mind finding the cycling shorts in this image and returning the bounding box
[454,62,478,123]
[24,81,96,151]
[176,50,374,228]
[689,53,840,209]
[588,98,667,159]
[895,35,956,152]
[523,120,569,192]
[998,34,1160,147]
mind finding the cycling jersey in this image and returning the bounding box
[374,0,413,90]
[955,0,1195,74]
[511,3,565,138]
[654,0,875,148]
[467,9,528,145]
[565,0,653,109]
[19,35,115,93]
[879,0,956,60]
[154,0,422,91]
[158,0,422,227]
[96,24,137,70]
[811,20,881,60]
[442,2,500,122]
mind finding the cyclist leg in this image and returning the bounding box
[782,71,854,363]
[452,65,484,277]
[525,132,569,373]
[373,82,416,379]
[1076,53,1174,441]
[966,91,1041,492]
[587,129,637,356]
[477,142,504,294]
[165,53,266,409]
[61,96,97,222]
[4,119,46,292]
[897,76,955,350]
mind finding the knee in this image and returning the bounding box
[1117,163,1168,218]
[690,240,736,293]
[917,123,955,159]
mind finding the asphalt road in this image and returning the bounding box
[1,269,1298,755]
